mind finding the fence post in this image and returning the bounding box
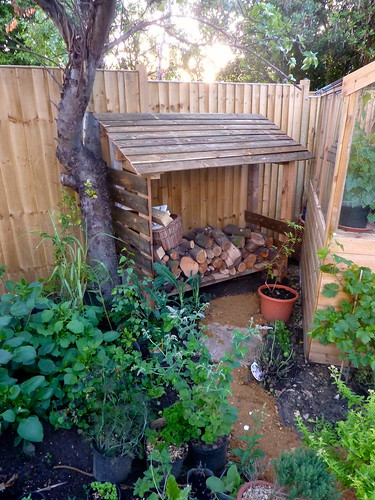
[294,79,311,218]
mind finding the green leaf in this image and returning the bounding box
[38,358,57,375]
[1,409,16,422]
[67,319,84,334]
[206,476,225,493]
[41,309,54,323]
[17,416,44,442]
[0,349,12,364]
[3,337,24,348]
[9,385,21,400]
[64,373,77,385]
[12,345,37,364]
[20,375,46,395]
[54,321,64,333]
[103,330,121,342]
[322,283,340,298]
[0,315,12,327]
[166,475,183,499]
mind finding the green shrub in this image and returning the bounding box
[297,367,375,500]
[273,447,341,500]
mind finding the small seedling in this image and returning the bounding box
[89,481,119,500]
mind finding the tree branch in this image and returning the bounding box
[33,0,77,51]
[104,13,172,53]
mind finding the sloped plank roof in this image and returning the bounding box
[95,112,314,175]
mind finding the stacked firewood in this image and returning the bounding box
[153,224,278,282]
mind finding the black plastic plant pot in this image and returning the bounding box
[339,203,370,229]
[187,467,215,500]
[16,492,46,500]
[93,447,133,483]
[86,481,121,500]
[189,436,228,474]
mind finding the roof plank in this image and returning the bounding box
[95,112,314,175]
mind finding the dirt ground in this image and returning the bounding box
[0,266,358,499]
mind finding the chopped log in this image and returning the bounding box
[195,233,214,248]
[265,236,274,248]
[229,235,245,248]
[241,249,250,258]
[154,246,165,260]
[254,262,267,270]
[237,262,247,273]
[166,248,180,260]
[245,240,258,253]
[223,224,252,238]
[152,208,173,227]
[225,257,234,267]
[184,231,198,241]
[206,258,212,265]
[257,246,270,259]
[162,255,170,262]
[244,254,257,269]
[206,248,215,259]
[179,238,195,250]
[212,257,223,269]
[219,267,230,275]
[198,261,208,274]
[208,265,215,272]
[233,256,242,267]
[220,250,228,260]
[250,232,266,247]
[180,256,199,277]
[226,242,242,263]
[212,228,232,251]
[212,245,223,257]
[188,246,207,264]
[167,260,180,275]
[228,266,236,276]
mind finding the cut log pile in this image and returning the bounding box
[153,224,279,283]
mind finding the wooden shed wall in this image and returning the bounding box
[0,65,310,290]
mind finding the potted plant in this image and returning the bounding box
[237,447,341,500]
[146,401,191,479]
[87,481,121,500]
[339,122,375,229]
[257,222,301,323]
[89,381,148,483]
[176,330,251,473]
[206,464,243,499]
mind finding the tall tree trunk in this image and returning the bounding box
[35,0,119,299]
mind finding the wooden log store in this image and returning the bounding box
[94,112,313,285]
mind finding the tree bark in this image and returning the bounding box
[35,0,119,299]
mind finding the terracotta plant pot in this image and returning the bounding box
[236,480,275,500]
[258,284,298,323]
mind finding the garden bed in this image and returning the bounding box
[0,265,359,499]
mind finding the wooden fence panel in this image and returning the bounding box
[0,66,312,288]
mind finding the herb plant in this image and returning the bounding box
[310,246,375,369]
[297,366,375,500]
[231,418,265,481]
[273,447,341,500]
[206,464,243,498]
[89,481,119,500]
[256,321,295,389]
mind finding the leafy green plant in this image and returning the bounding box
[273,447,341,500]
[158,401,195,447]
[231,417,265,481]
[264,221,303,285]
[256,321,295,389]
[174,327,252,445]
[89,378,148,459]
[342,117,375,221]
[310,246,375,369]
[297,366,375,500]
[89,481,119,500]
[134,449,191,500]
[206,464,243,498]
[0,278,125,449]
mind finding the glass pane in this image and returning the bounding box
[339,84,375,230]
